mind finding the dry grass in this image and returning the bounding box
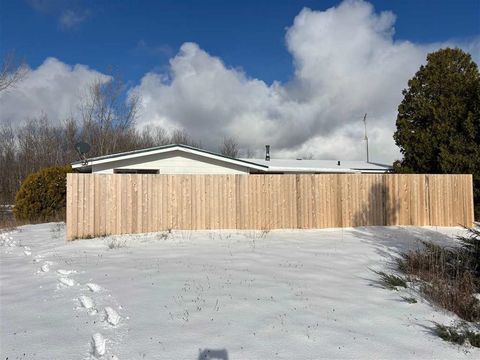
[1,206,66,231]
[397,229,480,322]
[0,213,28,231]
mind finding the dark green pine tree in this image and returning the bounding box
[393,48,480,219]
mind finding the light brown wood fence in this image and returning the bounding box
[66,173,474,240]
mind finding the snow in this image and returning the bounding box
[1,223,478,359]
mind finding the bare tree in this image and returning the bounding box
[0,123,17,204]
[170,129,200,147]
[0,52,28,93]
[220,137,239,158]
[137,125,170,148]
[80,75,140,156]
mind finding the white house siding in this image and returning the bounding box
[91,150,251,174]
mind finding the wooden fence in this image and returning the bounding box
[66,173,474,240]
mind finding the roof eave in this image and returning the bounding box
[266,167,360,173]
[71,144,268,171]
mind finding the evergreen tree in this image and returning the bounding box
[393,48,480,219]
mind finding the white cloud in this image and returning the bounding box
[0,57,107,126]
[58,9,90,29]
[132,0,479,162]
[27,0,91,30]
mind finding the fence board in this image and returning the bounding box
[66,174,475,240]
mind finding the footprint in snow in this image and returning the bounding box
[104,307,120,326]
[58,277,75,287]
[91,332,106,357]
[57,269,76,275]
[24,250,31,256]
[40,263,50,272]
[86,283,102,293]
[78,295,95,309]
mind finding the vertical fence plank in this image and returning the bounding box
[66,174,73,240]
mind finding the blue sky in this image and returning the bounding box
[1,0,479,84]
[0,1,479,162]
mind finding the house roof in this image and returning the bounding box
[72,144,392,173]
[242,159,392,173]
[71,144,269,171]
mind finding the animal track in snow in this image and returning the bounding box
[86,283,102,292]
[104,307,120,326]
[91,332,106,357]
[78,295,94,309]
[58,277,75,287]
[23,250,31,256]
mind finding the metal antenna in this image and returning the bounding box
[363,113,369,163]
[75,142,91,167]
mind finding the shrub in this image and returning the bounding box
[435,324,480,348]
[435,324,466,345]
[14,165,72,222]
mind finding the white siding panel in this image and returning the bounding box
[92,150,250,174]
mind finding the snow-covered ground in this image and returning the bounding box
[1,223,478,359]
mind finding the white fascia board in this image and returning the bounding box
[72,146,267,171]
[72,163,87,169]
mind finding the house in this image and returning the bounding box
[71,144,392,174]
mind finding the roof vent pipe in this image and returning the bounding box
[337,160,341,166]
[265,145,270,161]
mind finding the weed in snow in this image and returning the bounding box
[177,230,193,242]
[50,223,65,238]
[244,229,270,250]
[107,238,127,250]
[372,270,407,290]
[401,296,417,304]
[155,228,172,241]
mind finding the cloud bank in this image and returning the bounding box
[130,1,425,161]
[2,0,479,162]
